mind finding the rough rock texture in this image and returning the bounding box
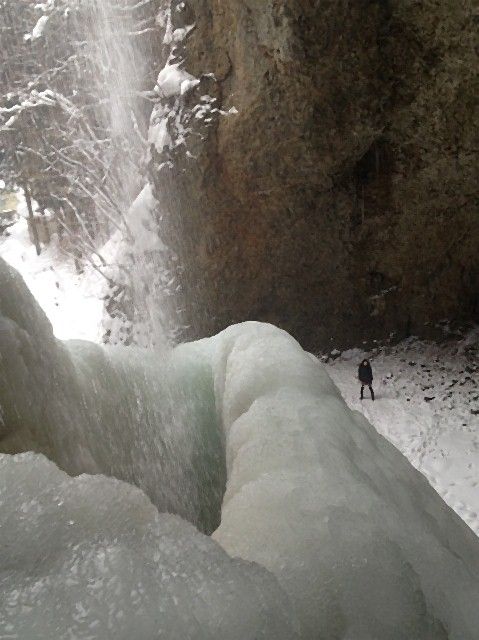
[151,0,479,351]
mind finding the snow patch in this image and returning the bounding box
[24,15,49,41]
[148,115,172,152]
[0,211,104,342]
[155,62,199,99]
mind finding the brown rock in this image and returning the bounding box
[150,0,479,350]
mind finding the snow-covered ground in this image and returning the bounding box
[0,214,105,342]
[325,334,479,535]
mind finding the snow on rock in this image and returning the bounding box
[157,2,194,45]
[24,15,49,41]
[125,184,166,253]
[148,114,172,153]
[155,61,199,99]
[171,24,195,43]
[0,453,297,640]
[1,258,479,639]
[148,7,237,181]
[34,0,54,12]
[157,2,174,45]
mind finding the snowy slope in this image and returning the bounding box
[325,333,479,535]
[0,216,105,342]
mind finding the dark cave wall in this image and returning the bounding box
[150,0,479,350]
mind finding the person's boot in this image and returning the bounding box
[360,386,364,400]
[370,386,375,401]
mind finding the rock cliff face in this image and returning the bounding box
[150,0,478,350]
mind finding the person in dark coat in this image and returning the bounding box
[358,359,375,401]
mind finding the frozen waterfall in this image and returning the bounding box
[1,256,479,640]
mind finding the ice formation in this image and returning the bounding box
[1,257,479,639]
[0,257,224,532]
[211,324,479,639]
[0,453,296,640]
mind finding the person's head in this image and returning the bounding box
[362,359,369,366]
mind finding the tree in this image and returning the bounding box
[0,0,162,270]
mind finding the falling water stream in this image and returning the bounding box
[80,0,150,219]
[68,0,226,532]
[3,0,218,526]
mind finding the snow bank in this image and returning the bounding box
[1,258,479,639]
[125,184,166,252]
[101,184,178,346]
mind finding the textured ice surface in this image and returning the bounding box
[210,324,479,639]
[0,453,297,639]
[0,257,225,533]
[1,257,479,639]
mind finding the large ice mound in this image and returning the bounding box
[1,256,479,639]
[0,453,297,639]
[210,324,479,639]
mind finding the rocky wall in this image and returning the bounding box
[150,0,479,350]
